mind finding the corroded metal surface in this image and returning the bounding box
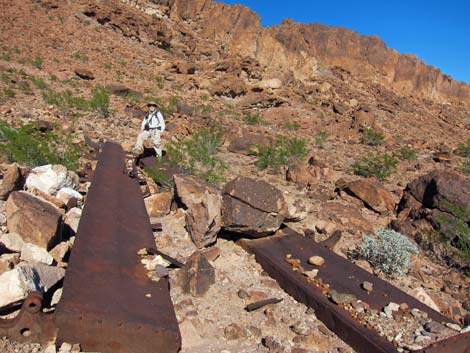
[55,142,181,353]
[0,292,56,345]
[240,228,469,353]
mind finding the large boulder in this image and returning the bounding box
[0,263,65,310]
[0,164,24,200]
[6,191,63,250]
[174,175,222,248]
[338,178,395,214]
[222,177,287,237]
[25,164,79,196]
[404,170,470,221]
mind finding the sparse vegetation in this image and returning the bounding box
[432,212,470,262]
[2,87,15,98]
[89,85,110,118]
[398,145,417,160]
[31,55,43,69]
[1,51,11,61]
[358,228,418,276]
[315,129,329,149]
[352,150,398,180]
[360,127,384,146]
[156,76,164,89]
[73,51,89,62]
[166,126,227,184]
[29,76,48,89]
[253,136,308,172]
[144,159,171,187]
[0,121,82,170]
[457,141,470,157]
[283,120,300,130]
[42,85,110,116]
[459,158,470,175]
[243,113,267,125]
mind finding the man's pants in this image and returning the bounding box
[133,129,162,157]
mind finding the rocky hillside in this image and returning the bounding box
[0,0,469,352]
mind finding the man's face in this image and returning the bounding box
[149,105,156,112]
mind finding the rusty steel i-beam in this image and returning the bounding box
[240,228,470,353]
[54,142,181,353]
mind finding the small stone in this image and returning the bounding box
[21,242,54,265]
[237,289,250,299]
[155,265,169,278]
[59,342,72,353]
[224,323,247,340]
[304,269,318,279]
[399,303,409,311]
[424,321,445,334]
[328,290,357,305]
[51,288,63,306]
[44,345,57,353]
[308,256,325,266]
[461,326,470,333]
[446,322,462,331]
[71,343,81,353]
[361,281,373,292]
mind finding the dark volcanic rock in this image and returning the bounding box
[222,177,287,237]
[181,251,215,296]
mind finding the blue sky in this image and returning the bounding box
[217,0,470,83]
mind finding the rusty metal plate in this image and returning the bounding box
[55,142,181,353]
[240,228,470,353]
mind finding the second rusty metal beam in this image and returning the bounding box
[55,142,181,353]
[240,228,470,353]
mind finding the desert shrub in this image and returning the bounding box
[315,129,329,149]
[166,126,226,184]
[2,87,15,98]
[283,121,300,130]
[358,228,418,276]
[360,127,384,146]
[1,51,11,61]
[156,76,164,89]
[254,136,308,172]
[433,213,470,261]
[42,89,89,113]
[459,158,470,175]
[0,121,82,170]
[352,151,398,180]
[89,85,110,118]
[243,113,266,125]
[29,76,48,90]
[143,159,171,188]
[457,141,470,157]
[73,51,89,62]
[32,55,43,69]
[398,145,417,160]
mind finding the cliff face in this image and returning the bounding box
[164,0,470,104]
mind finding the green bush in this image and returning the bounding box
[32,55,43,69]
[457,141,470,158]
[360,127,384,146]
[358,228,418,276]
[243,113,267,125]
[398,145,417,160]
[254,136,308,172]
[166,127,227,184]
[29,76,48,90]
[433,213,470,261]
[0,121,82,170]
[2,87,15,98]
[89,85,110,118]
[283,121,300,130]
[143,159,171,187]
[352,151,398,180]
[42,89,89,113]
[459,158,470,175]
[315,129,329,149]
